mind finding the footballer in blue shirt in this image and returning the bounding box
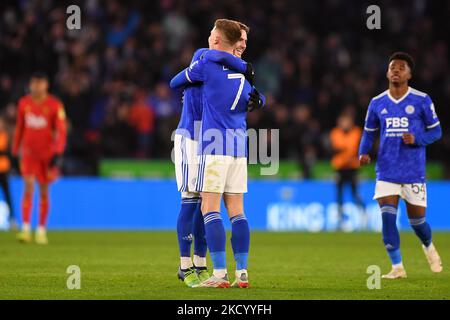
[359,52,443,279]
[171,45,251,288]
[175,19,265,288]
[170,19,264,288]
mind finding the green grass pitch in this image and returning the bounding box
[0,231,449,299]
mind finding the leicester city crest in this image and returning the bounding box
[405,105,415,114]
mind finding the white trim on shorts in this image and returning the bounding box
[174,134,199,193]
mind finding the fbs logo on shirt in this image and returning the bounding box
[386,117,408,128]
[386,117,409,133]
[25,113,48,129]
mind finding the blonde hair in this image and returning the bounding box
[238,22,250,34]
[214,19,242,45]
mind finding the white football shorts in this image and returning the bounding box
[174,134,199,193]
[195,154,247,194]
[374,180,427,207]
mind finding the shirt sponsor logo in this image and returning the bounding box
[25,113,48,129]
[385,117,409,137]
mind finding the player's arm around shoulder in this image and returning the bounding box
[203,50,247,73]
[170,57,207,89]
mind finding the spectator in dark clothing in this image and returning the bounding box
[100,103,136,157]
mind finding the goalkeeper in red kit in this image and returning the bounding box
[13,72,67,244]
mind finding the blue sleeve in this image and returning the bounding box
[415,125,442,146]
[185,59,205,83]
[359,100,379,155]
[421,95,440,129]
[192,48,208,63]
[203,50,247,73]
[358,130,376,155]
[169,68,190,89]
[363,99,380,131]
[169,59,205,89]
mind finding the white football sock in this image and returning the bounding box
[213,269,227,279]
[193,255,206,268]
[22,223,30,232]
[236,269,247,275]
[37,226,46,233]
[180,257,193,270]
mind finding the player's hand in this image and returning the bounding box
[359,154,371,166]
[244,62,255,86]
[247,88,264,112]
[402,133,415,145]
[50,154,63,169]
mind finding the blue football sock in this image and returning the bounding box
[410,217,432,247]
[203,212,226,270]
[193,200,208,258]
[381,205,402,265]
[230,214,250,270]
[176,197,200,258]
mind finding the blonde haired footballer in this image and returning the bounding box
[170,19,262,288]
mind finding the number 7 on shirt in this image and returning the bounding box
[227,73,245,110]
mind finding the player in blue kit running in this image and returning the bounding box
[173,19,265,288]
[170,20,259,287]
[359,52,443,279]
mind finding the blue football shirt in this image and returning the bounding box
[363,87,440,183]
[173,49,247,142]
[186,57,252,157]
[175,48,207,141]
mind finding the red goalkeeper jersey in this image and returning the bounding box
[12,94,67,160]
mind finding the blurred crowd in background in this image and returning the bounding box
[0,0,449,176]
